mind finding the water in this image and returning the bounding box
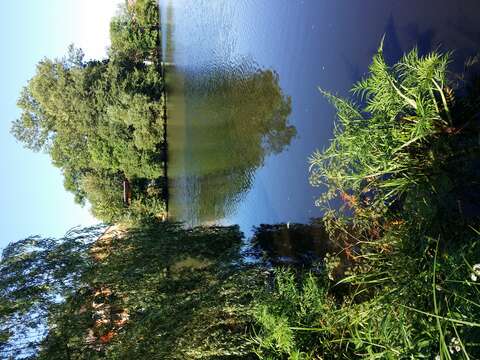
[160,0,480,236]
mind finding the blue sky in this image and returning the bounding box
[0,0,123,249]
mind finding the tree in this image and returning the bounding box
[11,0,166,223]
[109,0,159,63]
[0,222,266,359]
[0,226,104,359]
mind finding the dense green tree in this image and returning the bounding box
[0,222,266,359]
[74,222,263,359]
[0,226,104,359]
[109,0,159,63]
[11,0,166,223]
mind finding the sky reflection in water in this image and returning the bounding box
[161,0,480,236]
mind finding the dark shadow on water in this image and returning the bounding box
[383,14,436,63]
[404,23,435,55]
[251,221,331,267]
[383,14,404,64]
[249,219,357,269]
[341,53,364,85]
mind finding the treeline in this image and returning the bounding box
[11,0,166,223]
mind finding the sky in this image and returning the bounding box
[0,0,124,249]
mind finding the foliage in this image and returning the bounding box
[109,0,160,62]
[0,226,105,359]
[254,43,480,358]
[309,40,480,232]
[74,222,263,359]
[0,222,266,359]
[10,0,166,223]
[254,238,480,359]
[253,269,337,360]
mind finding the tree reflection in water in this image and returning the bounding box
[168,65,296,224]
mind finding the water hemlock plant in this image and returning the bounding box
[254,42,480,359]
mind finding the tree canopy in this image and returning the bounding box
[11,0,166,223]
[0,222,266,359]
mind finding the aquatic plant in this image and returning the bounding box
[309,40,480,230]
[254,42,480,358]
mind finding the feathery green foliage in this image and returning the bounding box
[1,222,266,359]
[254,43,480,359]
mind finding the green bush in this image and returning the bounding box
[254,43,480,359]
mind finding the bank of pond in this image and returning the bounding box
[1,213,479,359]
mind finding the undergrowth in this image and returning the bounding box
[253,41,480,359]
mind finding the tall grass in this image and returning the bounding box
[253,42,480,359]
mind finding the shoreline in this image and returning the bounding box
[157,4,169,220]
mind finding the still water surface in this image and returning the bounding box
[160,0,480,236]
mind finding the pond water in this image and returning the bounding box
[160,0,480,236]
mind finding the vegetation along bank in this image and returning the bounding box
[2,0,480,357]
